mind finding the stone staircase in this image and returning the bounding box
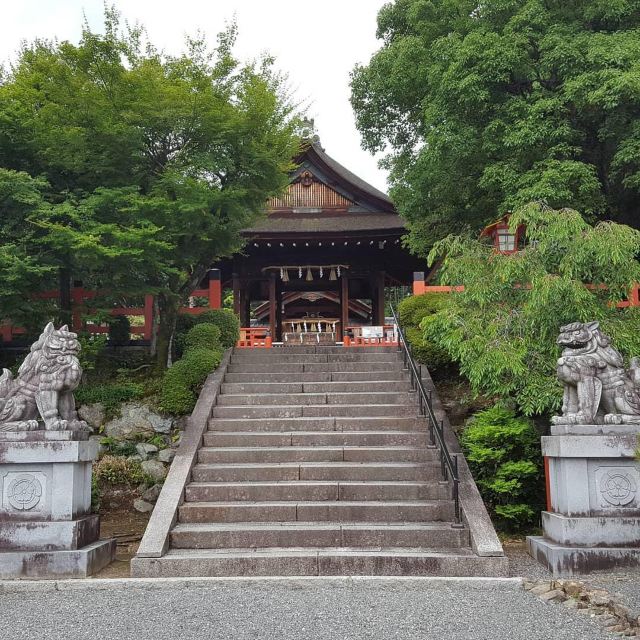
[135,346,506,576]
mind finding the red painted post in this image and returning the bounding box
[632,284,640,307]
[208,269,222,309]
[143,295,154,341]
[413,272,426,296]
[0,324,12,344]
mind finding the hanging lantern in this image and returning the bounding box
[298,266,303,279]
[319,267,324,278]
[337,266,341,278]
[282,268,289,282]
[329,267,337,281]
[306,267,313,281]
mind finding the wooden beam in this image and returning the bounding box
[269,272,277,342]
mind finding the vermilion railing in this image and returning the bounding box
[414,282,640,309]
[237,328,272,348]
[344,325,398,347]
[0,275,222,344]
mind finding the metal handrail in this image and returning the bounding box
[390,303,463,528]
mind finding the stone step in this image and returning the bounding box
[184,481,450,502]
[191,462,443,482]
[227,362,404,374]
[231,353,401,363]
[216,392,413,406]
[224,371,409,383]
[212,404,418,419]
[170,522,468,550]
[197,446,436,464]
[134,547,508,577]
[178,500,454,523]
[239,346,400,354]
[207,416,427,432]
[203,431,429,448]
[220,381,410,394]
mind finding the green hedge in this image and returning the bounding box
[175,308,240,356]
[184,323,221,352]
[460,405,544,532]
[160,346,223,415]
[194,309,240,349]
[397,293,451,370]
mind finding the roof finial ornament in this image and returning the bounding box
[300,117,322,149]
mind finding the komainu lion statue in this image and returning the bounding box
[0,323,87,432]
[552,321,640,425]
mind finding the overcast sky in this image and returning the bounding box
[1,0,390,192]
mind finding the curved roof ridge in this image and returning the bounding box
[304,140,394,211]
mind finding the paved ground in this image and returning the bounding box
[0,578,608,640]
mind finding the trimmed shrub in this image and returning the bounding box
[184,323,221,352]
[460,405,544,532]
[397,294,451,370]
[108,315,131,346]
[196,309,240,349]
[398,293,446,327]
[160,347,223,415]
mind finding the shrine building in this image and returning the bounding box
[215,135,424,346]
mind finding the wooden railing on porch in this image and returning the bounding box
[344,325,398,347]
[237,328,272,348]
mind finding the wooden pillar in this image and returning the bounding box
[208,269,222,309]
[413,271,426,296]
[232,273,241,319]
[143,294,154,341]
[269,272,277,342]
[339,275,349,342]
[275,283,283,342]
[240,282,251,328]
[374,271,386,326]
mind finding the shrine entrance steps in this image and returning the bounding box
[134,346,507,577]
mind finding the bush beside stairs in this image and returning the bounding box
[132,346,507,577]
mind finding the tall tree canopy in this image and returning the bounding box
[351,0,640,254]
[0,8,300,366]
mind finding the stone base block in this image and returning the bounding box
[0,538,116,579]
[527,536,640,577]
[542,512,640,547]
[0,515,100,551]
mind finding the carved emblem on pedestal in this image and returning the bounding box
[2,472,46,511]
[595,467,638,508]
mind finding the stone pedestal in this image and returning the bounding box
[527,424,640,576]
[0,431,115,578]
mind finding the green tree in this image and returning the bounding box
[426,203,640,417]
[0,169,53,332]
[351,0,640,254]
[0,8,300,366]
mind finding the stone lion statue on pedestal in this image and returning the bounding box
[0,323,87,432]
[552,321,640,425]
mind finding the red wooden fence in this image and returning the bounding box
[0,270,222,344]
[413,277,640,309]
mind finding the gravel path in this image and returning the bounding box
[586,568,640,614]
[0,579,608,640]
